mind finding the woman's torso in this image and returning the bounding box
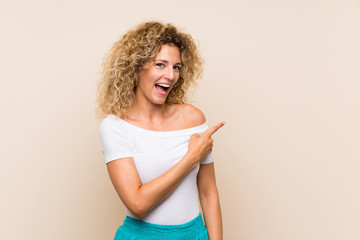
[102,110,213,225]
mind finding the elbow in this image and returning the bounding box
[199,188,220,205]
[128,200,149,219]
[130,209,147,219]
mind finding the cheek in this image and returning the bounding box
[138,71,154,86]
[173,77,181,87]
[176,72,181,81]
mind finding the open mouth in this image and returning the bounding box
[155,83,171,95]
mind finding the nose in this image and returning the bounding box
[164,66,176,81]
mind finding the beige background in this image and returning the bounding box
[1,0,359,239]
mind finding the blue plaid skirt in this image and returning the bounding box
[114,213,209,240]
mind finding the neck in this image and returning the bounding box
[127,93,168,123]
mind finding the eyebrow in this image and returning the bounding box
[155,59,182,65]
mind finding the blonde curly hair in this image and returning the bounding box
[96,21,203,118]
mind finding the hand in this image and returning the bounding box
[186,122,225,163]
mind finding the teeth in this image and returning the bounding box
[157,83,170,88]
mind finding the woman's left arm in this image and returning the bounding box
[197,162,223,240]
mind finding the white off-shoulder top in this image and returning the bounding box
[99,114,214,225]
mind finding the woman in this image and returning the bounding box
[97,21,224,240]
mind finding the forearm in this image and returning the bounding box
[126,153,198,218]
[200,192,223,240]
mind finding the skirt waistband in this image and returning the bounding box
[116,213,208,240]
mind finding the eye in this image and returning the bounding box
[156,63,165,68]
[173,65,181,71]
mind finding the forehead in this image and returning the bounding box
[155,45,181,62]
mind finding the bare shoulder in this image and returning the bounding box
[180,104,206,128]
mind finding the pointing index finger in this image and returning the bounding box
[206,121,226,136]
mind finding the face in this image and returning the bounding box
[136,44,182,105]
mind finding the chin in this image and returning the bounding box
[152,99,167,105]
[148,90,171,105]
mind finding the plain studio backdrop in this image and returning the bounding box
[0,0,359,239]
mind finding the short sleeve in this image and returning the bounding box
[200,152,214,164]
[99,116,133,164]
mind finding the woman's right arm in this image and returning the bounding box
[107,122,224,219]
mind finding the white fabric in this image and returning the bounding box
[100,114,214,224]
